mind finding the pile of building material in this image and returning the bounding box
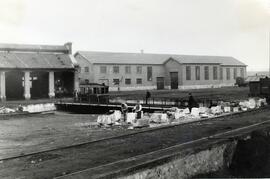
[126,112,137,124]
[22,103,56,113]
[133,118,150,128]
[97,110,122,126]
[96,98,267,129]
[0,103,57,115]
[126,112,150,128]
[0,107,16,114]
[168,98,267,122]
[150,112,170,123]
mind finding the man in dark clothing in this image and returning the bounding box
[188,93,197,112]
[146,90,151,104]
[121,102,128,122]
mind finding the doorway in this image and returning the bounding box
[170,72,178,89]
[156,77,165,90]
[30,71,49,99]
[6,71,24,100]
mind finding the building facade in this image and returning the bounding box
[0,43,79,100]
[75,51,246,91]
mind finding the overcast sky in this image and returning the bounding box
[0,0,269,71]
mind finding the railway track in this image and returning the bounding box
[0,106,268,162]
[1,106,270,178]
[58,119,270,179]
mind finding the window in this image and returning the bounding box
[195,66,200,80]
[233,68,237,79]
[204,66,209,80]
[100,66,107,74]
[113,79,119,85]
[125,78,131,85]
[240,68,244,78]
[125,66,131,74]
[226,68,230,80]
[213,66,218,80]
[220,67,223,80]
[113,66,119,74]
[136,66,142,74]
[85,79,89,84]
[147,66,152,81]
[136,78,142,84]
[84,67,89,73]
[186,66,191,80]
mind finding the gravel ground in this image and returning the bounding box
[0,108,270,178]
[0,112,138,159]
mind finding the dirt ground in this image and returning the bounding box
[0,87,250,159]
[0,112,138,159]
[0,108,270,178]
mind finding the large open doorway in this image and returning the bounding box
[170,72,178,89]
[30,71,49,99]
[55,71,74,98]
[6,71,24,100]
[156,77,165,90]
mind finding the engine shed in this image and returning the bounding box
[0,42,79,100]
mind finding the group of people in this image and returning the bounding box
[120,91,197,122]
[121,100,142,122]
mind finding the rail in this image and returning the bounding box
[1,106,268,162]
[74,94,227,108]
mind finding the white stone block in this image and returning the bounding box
[191,108,200,117]
[224,106,231,113]
[126,113,136,123]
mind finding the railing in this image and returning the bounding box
[74,94,224,108]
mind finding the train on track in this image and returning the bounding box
[249,76,270,100]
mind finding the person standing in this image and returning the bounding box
[133,100,142,119]
[73,90,78,102]
[188,93,197,112]
[121,102,128,122]
[146,90,151,104]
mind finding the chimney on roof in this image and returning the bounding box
[140,49,144,54]
[64,42,72,54]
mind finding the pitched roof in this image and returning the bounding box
[76,51,246,66]
[172,55,246,66]
[76,51,171,65]
[0,43,76,69]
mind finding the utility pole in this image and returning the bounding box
[268,1,270,77]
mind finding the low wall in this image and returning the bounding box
[117,141,237,179]
[117,129,270,179]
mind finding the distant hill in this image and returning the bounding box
[247,71,269,77]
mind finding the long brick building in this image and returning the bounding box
[74,51,247,91]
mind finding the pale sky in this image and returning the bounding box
[0,0,269,71]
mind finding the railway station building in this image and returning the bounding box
[75,51,247,91]
[0,43,79,101]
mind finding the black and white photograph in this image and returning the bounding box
[0,0,269,178]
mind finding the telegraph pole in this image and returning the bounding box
[269,1,270,77]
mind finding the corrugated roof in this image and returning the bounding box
[0,43,70,54]
[76,51,246,66]
[0,43,76,69]
[0,52,75,69]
